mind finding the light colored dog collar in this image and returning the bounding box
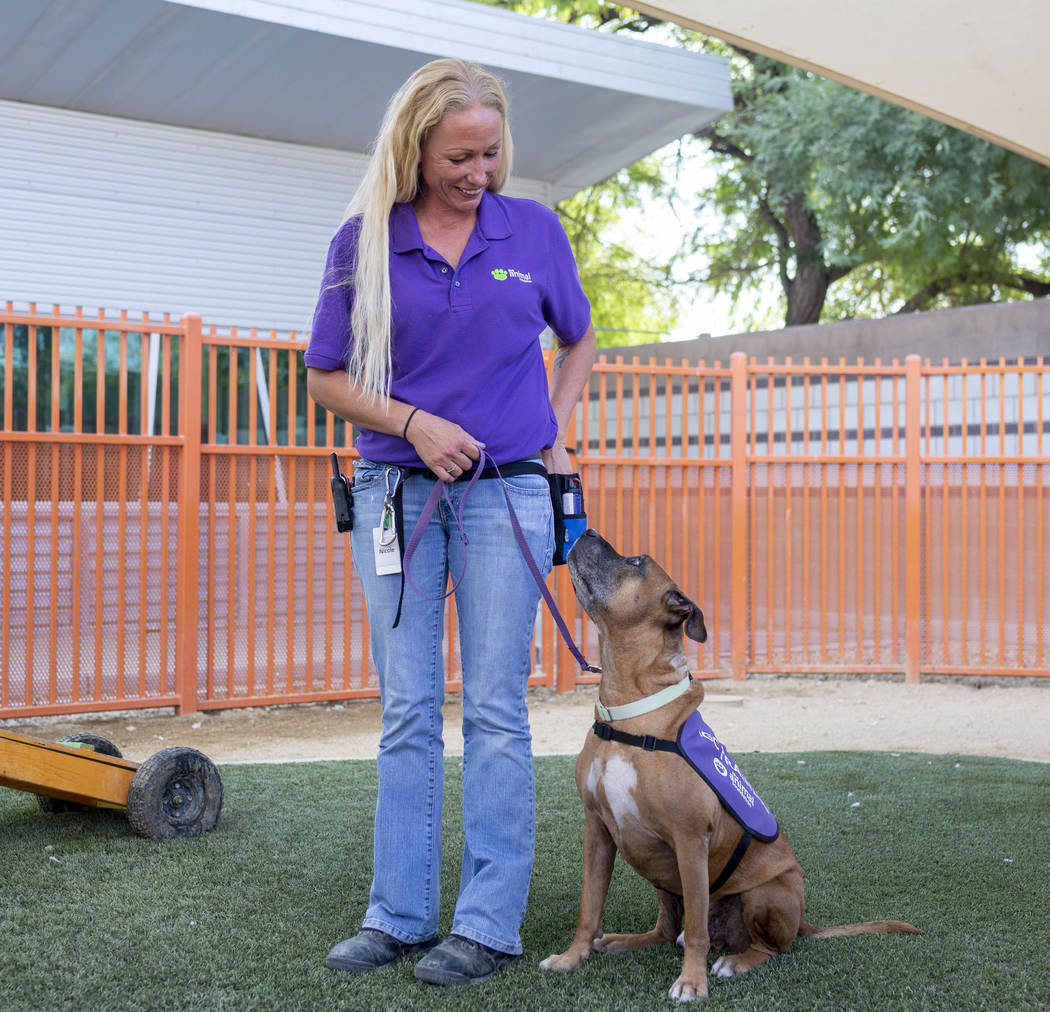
[595,674,693,723]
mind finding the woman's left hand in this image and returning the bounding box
[542,442,573,475]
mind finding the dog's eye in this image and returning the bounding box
[626,556,643,567]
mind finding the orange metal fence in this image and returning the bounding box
[1,303,1047,718]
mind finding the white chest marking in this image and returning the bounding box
[587,755,641,832]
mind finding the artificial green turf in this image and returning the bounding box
[1,750,1048,1010]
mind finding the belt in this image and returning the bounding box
[399,458,548,483]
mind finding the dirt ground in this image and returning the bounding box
[7,675,1049,765]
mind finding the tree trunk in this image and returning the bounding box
[784,266,830,325]
[781,195,830,326]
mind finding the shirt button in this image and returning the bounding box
[454,281,461,287]
[441,266,448,273]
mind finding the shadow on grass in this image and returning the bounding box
[1,751,1048,1010]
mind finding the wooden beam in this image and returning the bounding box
[0,730,138,808]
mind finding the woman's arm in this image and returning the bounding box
[306,366,413,437]
[542,322,597,475]
[306,367,482,480]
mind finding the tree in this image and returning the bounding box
[557,157,680,345]
[695,52,1050,325]
[478,0,659,31]
[476,1,1050,328]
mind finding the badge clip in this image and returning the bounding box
[373,471,401,575]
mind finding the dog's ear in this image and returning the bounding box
[664,589,707,643]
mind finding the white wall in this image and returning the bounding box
[0,99,551,333]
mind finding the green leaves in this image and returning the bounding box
[556,157,680,346]
[692,51,1050,322]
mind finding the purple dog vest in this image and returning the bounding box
[677,710,779,842]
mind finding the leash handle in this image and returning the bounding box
[400,450,598,674]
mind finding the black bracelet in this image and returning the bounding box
[402,407,420,440]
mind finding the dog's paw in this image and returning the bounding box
[712,953,756,978]
[668,974,709,1002]
[540,949,589,972]
[712,945,775,978]
[592,932,631,954]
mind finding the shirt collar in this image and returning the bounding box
[390,191,512,254]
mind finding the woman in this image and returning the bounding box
[305,58,596,987]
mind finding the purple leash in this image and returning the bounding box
[401,451,600,675]
[401,461,482,603]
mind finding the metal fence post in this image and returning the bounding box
[175,314,203,713]
[904,354,922,684]
[730,352,748,681]
[554,402,582,692]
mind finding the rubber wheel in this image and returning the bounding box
[125,746,223,840]
[36,733,124,813]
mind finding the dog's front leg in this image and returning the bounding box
[669,838,711,1002]
[540,809,616,971]
[593,887,683,954]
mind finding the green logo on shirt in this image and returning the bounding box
[491,267,532,283]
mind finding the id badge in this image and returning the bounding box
[373,502,401,575]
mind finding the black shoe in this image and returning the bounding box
[413,934,522,986]
[325,929,438,974]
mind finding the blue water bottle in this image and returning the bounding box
[560,473,587,563]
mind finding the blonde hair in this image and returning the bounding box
[344,58,513,399]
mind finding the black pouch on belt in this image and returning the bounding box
[329,453,354,532]
[548,472,587,566]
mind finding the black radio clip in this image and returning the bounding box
[329,453,354,533]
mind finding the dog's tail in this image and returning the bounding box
[799,920,922,938]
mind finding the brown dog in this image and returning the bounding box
[540,530,920,1002]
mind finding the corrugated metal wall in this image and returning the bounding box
[0,99,552,333]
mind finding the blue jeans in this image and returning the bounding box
[348,458,553,955]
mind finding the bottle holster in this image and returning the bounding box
[548,472,587,566]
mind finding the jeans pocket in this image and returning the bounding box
[499,472,550,497]
[352,458,396,492]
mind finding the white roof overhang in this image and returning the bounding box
[635,0,1050,167]
[0,0,733,200]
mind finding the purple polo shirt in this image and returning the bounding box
[305,191,591,467]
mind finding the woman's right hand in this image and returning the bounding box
[404,409,483,482]
[306,369,483,483]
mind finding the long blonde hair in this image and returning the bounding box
[344,58,513,399]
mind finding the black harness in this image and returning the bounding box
[592,720,755,895]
